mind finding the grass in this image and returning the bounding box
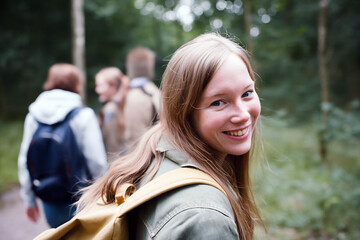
[0,120,23,194]
[254,117,360,239]
[1,118,359,239]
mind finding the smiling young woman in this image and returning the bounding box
[193,53,261,160]
[76,32,264,239]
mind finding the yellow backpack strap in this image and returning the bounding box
[33,168,226,240]
[118,167,226,216]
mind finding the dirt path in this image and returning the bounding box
[0,187,48,240]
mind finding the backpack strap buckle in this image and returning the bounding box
[115,183,136,205]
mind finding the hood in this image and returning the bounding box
[29,89,82,125]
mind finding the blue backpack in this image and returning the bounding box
[27,107,92,204]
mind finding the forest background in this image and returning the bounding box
[0,0,359,239]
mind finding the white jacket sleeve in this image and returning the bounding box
[17,114,38,207]
[70,107,108,178]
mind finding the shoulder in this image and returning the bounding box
[70,106,97,129]
[135,183,237,239]
[125,88,153,109]
[101,101,117,114]
[128,81,159,98]
[73,106,96,119]
[24,113,37,128]
[143,81,160,94]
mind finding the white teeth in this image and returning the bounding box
[227,128,248,136]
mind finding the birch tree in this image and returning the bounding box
[243,0,253,55]
[71,0,86,102]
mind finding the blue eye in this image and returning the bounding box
[211,100,224,106]
[242,90,253,98]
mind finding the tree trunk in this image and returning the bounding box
[71,0,86,103]
[243,0,253,55]
[318,0,330,162]
[346,57,360,103]
[0,74,8,119]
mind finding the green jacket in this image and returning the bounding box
[129,136,239,239]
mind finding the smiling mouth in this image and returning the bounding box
[225,128,248,137]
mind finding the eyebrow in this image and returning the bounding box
[206,82,255,98]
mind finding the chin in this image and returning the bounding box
[226,145,252,156]
[229,150,250,156]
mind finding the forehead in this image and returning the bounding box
[203,54,252,95]
[95,76,109,85]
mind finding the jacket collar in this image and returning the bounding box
[156,135,198,168]
[130,77,149,88]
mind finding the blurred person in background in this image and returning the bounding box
[123,46,160,152]
[95,67,129,156]
[18,63,107,227]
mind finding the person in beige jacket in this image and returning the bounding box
[95,67,129,156]
[123,46,160,152]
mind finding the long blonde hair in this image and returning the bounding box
[78,33,262,239]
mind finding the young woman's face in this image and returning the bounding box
[95,77,117,103]
[193,54,261,159]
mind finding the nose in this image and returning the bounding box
[95,86,102,95]
[230,101,250,123]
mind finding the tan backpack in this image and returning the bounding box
[34,167,226,240]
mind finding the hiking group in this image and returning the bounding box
[18,46,160,228]
[18,33,265,239]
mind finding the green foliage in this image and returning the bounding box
[253,0,360,122]
[1,0,359,121]
[253,0,321,120]
[326,0,360,105]
[319,100,360,143]
[0,120,23,194]
[0,0,72,119]
[254,118,360,239]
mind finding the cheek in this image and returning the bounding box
[192,110,202,134]
[95,87,101,94]
[95,84,107,94]
[193,110,223,139]
[193,110,208,140]
[109,87,117,96]
[250,95,261,122]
